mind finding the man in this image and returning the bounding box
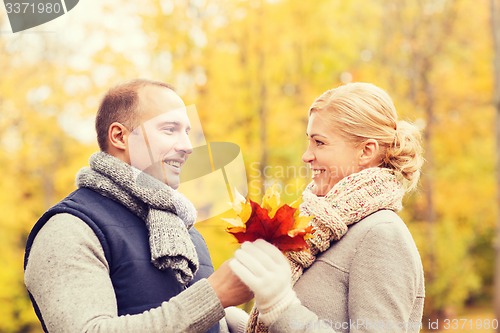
[24,79,252,332]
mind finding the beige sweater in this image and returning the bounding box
[271,210,425,333]
[24,213,230,333]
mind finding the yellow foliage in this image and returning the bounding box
[0,0,496,330]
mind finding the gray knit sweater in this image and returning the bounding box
[24,213,229,333]
[270,210,425,333]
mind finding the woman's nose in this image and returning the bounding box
[302,146,314,163]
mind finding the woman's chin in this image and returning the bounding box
[312,181,328,197]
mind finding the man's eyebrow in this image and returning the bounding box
[157,121,191,131]
[159,121,180,126]
[156,121,182,128]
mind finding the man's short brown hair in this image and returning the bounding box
[95,79,174,151]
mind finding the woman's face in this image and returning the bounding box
[302,111,363,196]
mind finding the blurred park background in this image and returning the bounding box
[0,0,498,332]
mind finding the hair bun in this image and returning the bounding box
[384,120,424,191]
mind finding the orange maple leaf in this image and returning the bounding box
[226,186,314,252]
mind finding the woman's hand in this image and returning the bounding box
[229,239,300,325]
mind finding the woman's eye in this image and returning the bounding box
[315,140,324,146]
[162,127,175,134]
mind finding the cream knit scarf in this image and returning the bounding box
[247,167,405,332]
[76,152,198,285]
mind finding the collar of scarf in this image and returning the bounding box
[76,152,198,285]
[247,167,405,333]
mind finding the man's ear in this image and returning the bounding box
[358,139,380,167]
[108,122,129,152]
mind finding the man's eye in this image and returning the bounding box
[162,127,175,134]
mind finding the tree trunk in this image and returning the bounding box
[490,0,500,328]
[256,1,268,195]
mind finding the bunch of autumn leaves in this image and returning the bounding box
[225,186,314,252]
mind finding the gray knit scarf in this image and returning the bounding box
[76,152,198,285]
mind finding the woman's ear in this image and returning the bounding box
[359,139,380,167]
[108,122,129,152]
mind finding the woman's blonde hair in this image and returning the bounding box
[309,82,424,191]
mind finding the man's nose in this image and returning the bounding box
[176,132,193,155]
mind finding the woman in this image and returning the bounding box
[229,82,425,333]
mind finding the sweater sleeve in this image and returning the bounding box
[24,213,225,333]
[346,221,423,333]
[269,219,423,333]
[269,304,340,333]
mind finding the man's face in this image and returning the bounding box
[127,86,193,189]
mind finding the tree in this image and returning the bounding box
[369,0,493,318]
[491,0,500,328]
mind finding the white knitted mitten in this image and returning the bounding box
[224,306,249,333]
[229,240,300,326]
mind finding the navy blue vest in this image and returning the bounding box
[24,188,219,332]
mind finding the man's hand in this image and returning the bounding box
[208,260,254,308]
